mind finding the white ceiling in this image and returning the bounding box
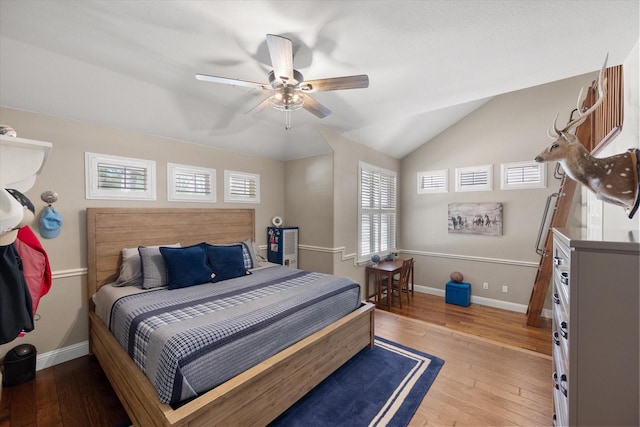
[0,1,638,161]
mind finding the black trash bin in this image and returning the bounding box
[2,343,36,386]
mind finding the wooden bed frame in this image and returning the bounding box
[86,208,375,427]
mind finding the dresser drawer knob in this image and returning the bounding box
[553,331,561,346]
[553,293,560,304]
[560,321,568,339]
[560,272,569,285]
[553,256,564,266]
[553,371,559,389]
[560,374,568,396]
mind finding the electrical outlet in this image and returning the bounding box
[502,285,508,293]
[483,282,489,290]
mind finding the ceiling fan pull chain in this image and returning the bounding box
[285,110,292,130]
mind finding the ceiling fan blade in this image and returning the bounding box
[266,34,295,85]
[300,75,369,92]
[302,94,331,118]
[196,73,270,90]
[246,95,273,116]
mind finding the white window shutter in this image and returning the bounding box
[455,165,493,192]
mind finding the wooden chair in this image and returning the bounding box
[383,258,413,308]
[397,258,415,297]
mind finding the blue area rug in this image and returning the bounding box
[269,336,444,427]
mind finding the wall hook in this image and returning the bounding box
[40,191,58,205]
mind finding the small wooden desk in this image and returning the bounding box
[365,258,413,311]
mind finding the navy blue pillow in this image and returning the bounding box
[205,244,247,283]
[160,243,213,290]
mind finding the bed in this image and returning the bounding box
[86,207,375,427]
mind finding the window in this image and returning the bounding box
[501,161,546,190]
[455,164,493,192]
[358,162,397,261]
[417,169,448,194]
[85,152,156,200]
[224,170,260,203]
[167,163,216,202]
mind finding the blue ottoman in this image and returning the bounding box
[445,281,471,307]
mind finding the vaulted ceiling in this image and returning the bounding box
[0,1,638,160]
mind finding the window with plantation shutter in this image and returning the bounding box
[358,162,397,261]
[85,152,156,200]
[455,164,493,192]
[224,170,260,203]
[168,163,216,202]
[417,169,448,194]
[501,161,546,190]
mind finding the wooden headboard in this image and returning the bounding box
[86,208,255,302]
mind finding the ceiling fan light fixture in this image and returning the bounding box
[269,86,304,112]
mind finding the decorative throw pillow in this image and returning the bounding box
[243,238,262,268]
[210,242,254,270]
[138,243,181,289]
[160,243,213,290]
[205,244,248,283]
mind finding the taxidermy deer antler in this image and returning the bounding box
[534,55,640,219]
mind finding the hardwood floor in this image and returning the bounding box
[1,292,553,426]
[0,355,128,427]
[388,291,552,355]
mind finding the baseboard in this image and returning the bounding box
[35,341,89,371]
[414,285,552,319]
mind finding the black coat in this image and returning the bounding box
[0,244,34,344]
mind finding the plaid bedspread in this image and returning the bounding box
[108,266,361,404]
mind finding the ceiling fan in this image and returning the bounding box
[196,34,369,129]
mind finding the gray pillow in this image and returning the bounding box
[138,243,181,289]
[114,247,143,287]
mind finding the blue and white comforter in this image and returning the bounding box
[97,265,361,404]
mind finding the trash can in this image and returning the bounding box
[2,344,36,386]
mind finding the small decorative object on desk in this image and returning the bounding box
[370,254,380,264]
[384,252,394,261]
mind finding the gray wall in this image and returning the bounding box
[284,153,334,273]
[399,72,598,307]
[284,126,399,287]
[0,107,285,358]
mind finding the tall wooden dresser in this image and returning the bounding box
[551,227,639,426]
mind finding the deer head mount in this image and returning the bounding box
[534,55,640,219]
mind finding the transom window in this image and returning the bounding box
[455,164,493,192]
[167,163,216,202]
[224,170,260,203]
[417,169,448,194]
[85,152,156,200]
[501,161,546,190]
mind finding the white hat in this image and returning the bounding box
[0,187,33,246]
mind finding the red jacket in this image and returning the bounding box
[15,226,52,315]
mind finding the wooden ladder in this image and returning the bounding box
[525,64,624,327]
